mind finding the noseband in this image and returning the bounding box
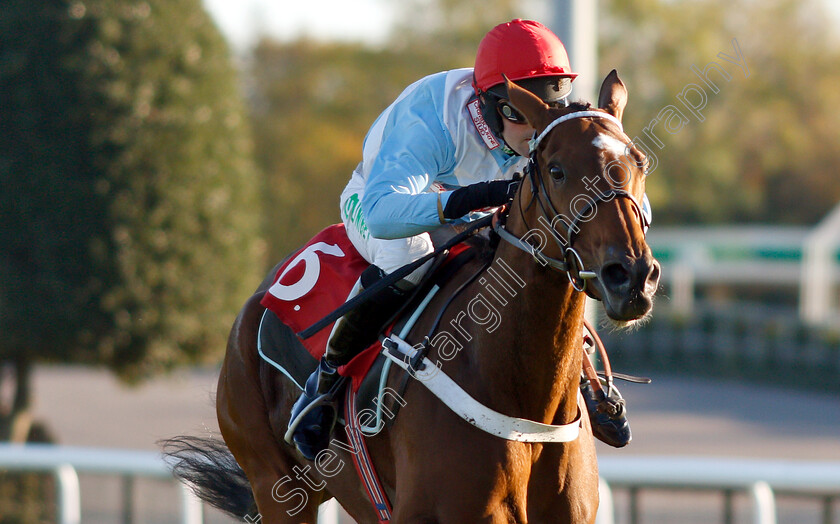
[493,110,650,293]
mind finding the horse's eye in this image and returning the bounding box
[549,165,565,181]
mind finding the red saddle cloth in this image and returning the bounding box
[260,224,382,391]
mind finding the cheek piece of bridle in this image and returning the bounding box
[492,110,651,296]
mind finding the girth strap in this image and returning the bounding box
[345,390,393,523]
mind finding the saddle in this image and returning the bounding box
[257,309,404,430]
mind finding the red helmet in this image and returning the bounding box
[473,19,577,99]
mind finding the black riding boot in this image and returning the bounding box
[580,377,632,448]
[287,266,408,460]
[285,358,342,460]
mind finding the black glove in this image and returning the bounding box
[442,179,520,220]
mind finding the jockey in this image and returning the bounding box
[289,19,633,459]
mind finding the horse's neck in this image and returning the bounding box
[471,240,585,426]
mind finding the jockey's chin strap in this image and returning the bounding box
[492,110,650,294]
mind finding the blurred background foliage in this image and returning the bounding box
[601,0,840,225]
[0,0,263,446]
[1,0,839,441]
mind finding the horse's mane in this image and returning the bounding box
[434,223,497,264]
[566,101,592,111]
[466,229,497,263]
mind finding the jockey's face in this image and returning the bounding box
[501,117,535,157]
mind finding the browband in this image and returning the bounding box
[529,111,623,153]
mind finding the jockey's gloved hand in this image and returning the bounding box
[442,179,520,219]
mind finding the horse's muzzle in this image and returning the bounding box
[597,254,660,321]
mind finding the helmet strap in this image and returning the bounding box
[477,90,505,140]
[475,90,525,157]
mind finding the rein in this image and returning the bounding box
[297,214,494,340]
[493,110,650,293]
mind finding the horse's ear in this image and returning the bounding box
[504,75,550,129]
[597,69,627,122]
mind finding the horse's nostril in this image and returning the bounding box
[601,262,630,291]
[647,261,662,289]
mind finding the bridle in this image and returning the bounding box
[493,110,650,294]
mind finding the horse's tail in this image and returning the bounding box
[160,436,256,519]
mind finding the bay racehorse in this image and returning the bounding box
[163,70,659,523]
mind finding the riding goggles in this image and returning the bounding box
[497,101,528,124]
[497,97,570,124]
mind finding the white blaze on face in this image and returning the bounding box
[592,133,628,160]
[590,132,653,232]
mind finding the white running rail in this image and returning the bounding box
[0,443,341,524]
[3,445,838,524]
[596,455,840,524]
[0,443,203,524]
